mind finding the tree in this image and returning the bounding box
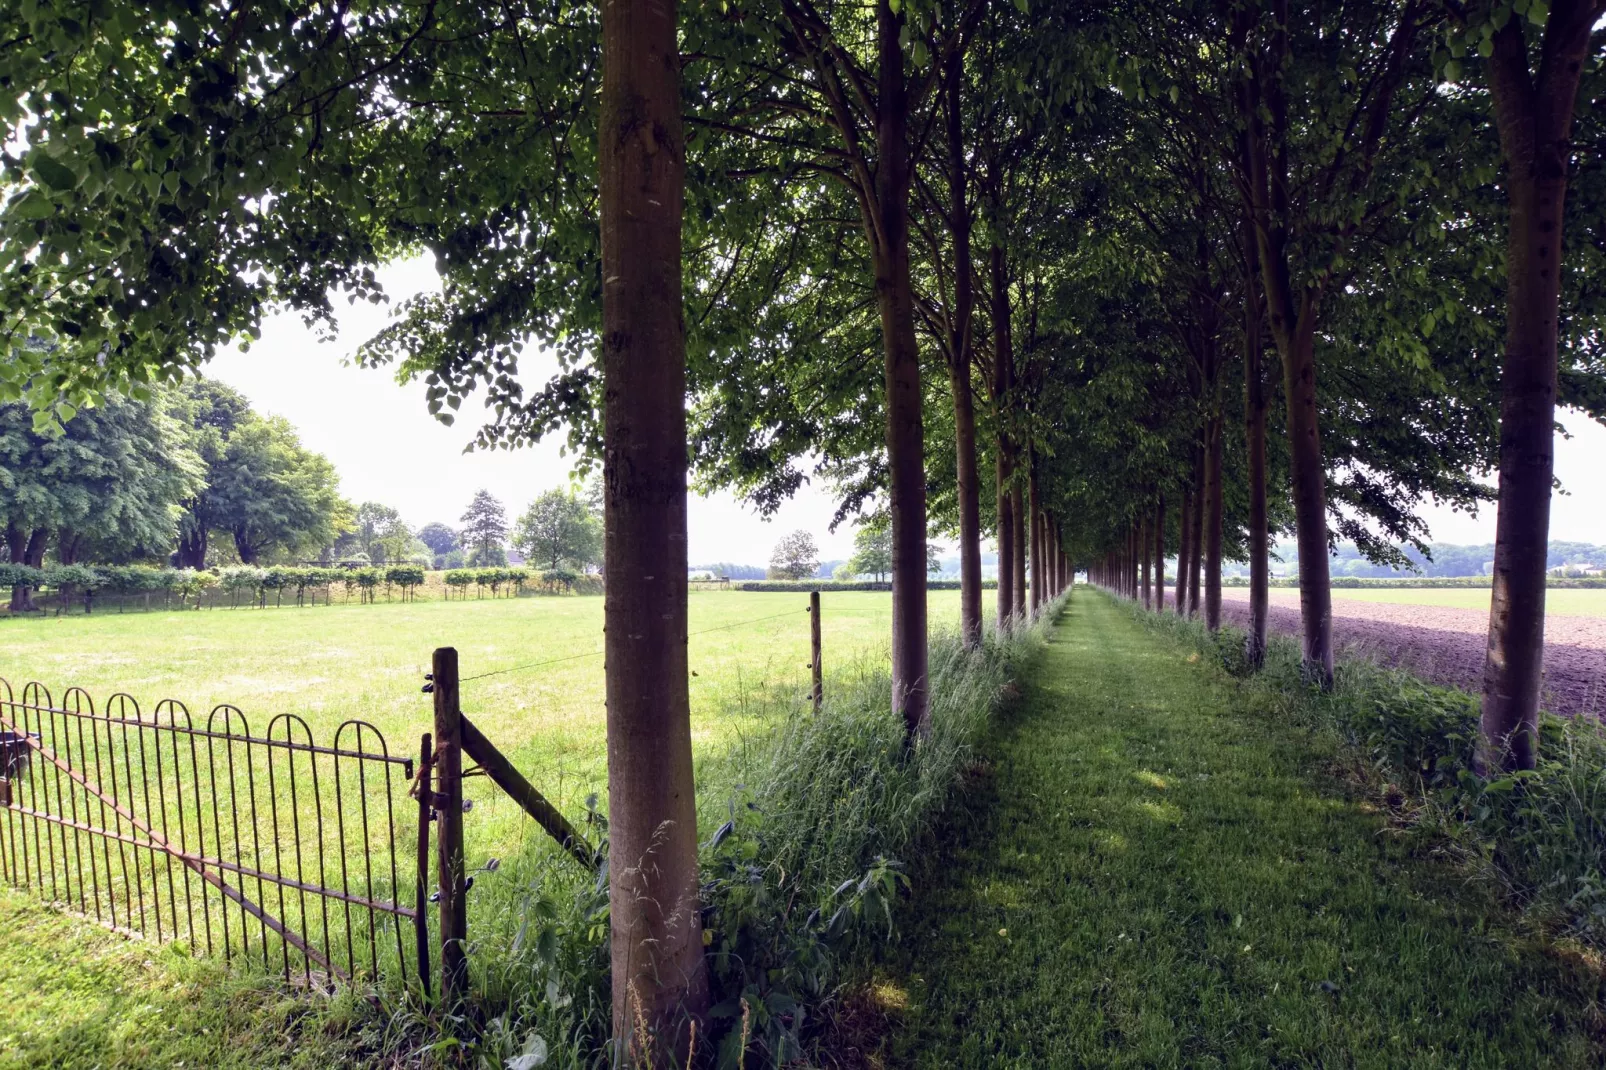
[416,522,459,562]
[1463,0,1606,772]
[848,524,894,583]
[768,530,820,581]
[207,415,346,565]
[597,0,711,1056]
[172,381,347,568]
[0,390,202,609]
[513,489,602,570]
[355,502,404,563]
[457,490,509,562]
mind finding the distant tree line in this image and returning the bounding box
[1,378,606,610]
[1261,540,1606,580]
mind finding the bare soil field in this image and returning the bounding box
[1203,588,1606,718]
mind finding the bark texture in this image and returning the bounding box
[944,44,982,650]
[1204,415,1224,631]
[1243,225,1271,669]
[991,246,1016,634]
[874,0,929,735]
[599,0,709,1056]
[1478,1,1603,772]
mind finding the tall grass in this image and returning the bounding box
[1129,594,1606,950]
[403,602,1058,1068]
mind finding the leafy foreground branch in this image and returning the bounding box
[1134,602,1606,952]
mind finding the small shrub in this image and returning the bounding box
[444,569,475,599]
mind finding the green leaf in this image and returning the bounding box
[31,153,78,192]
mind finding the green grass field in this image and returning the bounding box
[0,589,976,798]
[0,589,989,1067]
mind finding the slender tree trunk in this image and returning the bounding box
[1245,32,1334,686]
[873,0,929,735]
[1204,414,1224,631]
[6,525,44,612]
[1175,485,1191,616]
[944,45,982,651]
[1188,446,1204,617]
[177,526,208,570]
[1012,486,1027,622]
[1028,457,1043,615]
[1279,316,1334,684]
[1243,229,1270,670]
[1141,518,1151,608]
[990,246,1016,635]
[1478,3,1601,772]
[1154,497,1166,614]
[599,0,708,1055]
[995,454,1014,633]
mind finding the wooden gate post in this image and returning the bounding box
[432,647,467,1007]
[809,591,823,714]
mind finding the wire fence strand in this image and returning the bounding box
[458,606,809,684]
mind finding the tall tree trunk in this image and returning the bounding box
[944,44,982,651]
[1175,485,1191,616]
[57,528,82,566]
[874,0,929,735]
[1245,25,1334,686]
[1277,316,1334,683]
[990,247,1016,634]
[1204,414,1224,631]
[1478,3,1601,773]
[1154,498,1166,614]
[1028,457,1043,615]
[7,525,45,612]
[1012,486,1027,622]
[177,525,208,570]
[1243,228,1270,670]
[1187,446,1204,617]
[1141,518,1151,608]
[995,453,1014,633]
[599,0,709,1056]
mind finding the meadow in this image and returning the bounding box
[0,589,996,1066]
[0,589,980,835]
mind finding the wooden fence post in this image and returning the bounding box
[415,731,434,1001]
[432,647,467,1007]
[809,591,823,714]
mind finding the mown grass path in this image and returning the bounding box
[881,591,1604,1068]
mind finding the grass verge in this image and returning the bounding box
[870,589,1604,1068]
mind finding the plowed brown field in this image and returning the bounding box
[1194,588,1606,718]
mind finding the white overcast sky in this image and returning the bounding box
[206,256,1606,564]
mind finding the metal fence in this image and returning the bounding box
[0,678,427,994]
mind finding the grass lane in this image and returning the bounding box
[880,591,1604,1068]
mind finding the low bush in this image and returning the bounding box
[1131,596,1606,949]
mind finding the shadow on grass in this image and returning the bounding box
[861,594,1605,1069]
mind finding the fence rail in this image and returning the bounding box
[0,679,425,993]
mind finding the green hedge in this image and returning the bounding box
[735,578,1001,592]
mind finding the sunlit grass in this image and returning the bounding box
[879,591,1605,1068]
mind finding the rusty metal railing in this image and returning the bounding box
[0,678,426,994]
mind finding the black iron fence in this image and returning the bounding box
[0,679,427,993]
